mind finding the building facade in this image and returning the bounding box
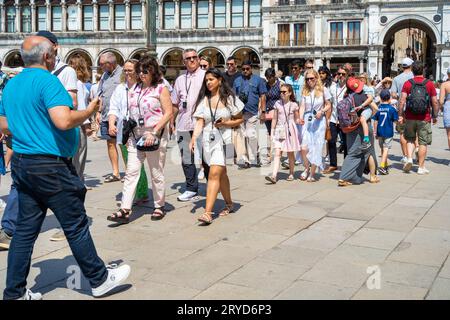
[1,0,449,81]
[263,0,450,79]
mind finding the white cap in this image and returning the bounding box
[402,57,414,67]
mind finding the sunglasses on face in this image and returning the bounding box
[291,67,299,70]
[305,66,313,69]
[280,90,289,94]
[242,67,251,71]
[184,56,198,61]
[226,63,235,66]
[200,64,208,69]
[139,70,149,75]
[338,72,346,76]
[306,77,316,81]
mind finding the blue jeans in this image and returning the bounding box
[1,184,18,236]
[3,154,108,300]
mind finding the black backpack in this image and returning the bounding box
[406,79,429,114]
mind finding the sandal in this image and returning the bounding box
[299,170,309,181]
[219,203,234,216]
[198,212,213,225]
[107,208,131,224]
[151,207,166,221]
[287,175,294,181]
[265,175,277,184]
[369,175,380,184]
[307,176,317,182]
[104,174,121,183]
[338,179,353,187]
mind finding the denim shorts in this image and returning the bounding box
[100,121,114,140]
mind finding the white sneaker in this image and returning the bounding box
[403,158,413,173]
[16,289,42,300]
[417,167,430,175]
[197,169,205,180]
[92,264,131,298]
[177,191,198,202]
[401,156,408,164]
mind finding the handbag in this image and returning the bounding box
[122,118,137,145]
[136,128,164,152]
[274,124,286,140]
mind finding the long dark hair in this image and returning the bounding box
[318,66,333,88]
[193,68,236,114]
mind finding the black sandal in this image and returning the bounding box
[107,208,131,224]
[151,208,166,221]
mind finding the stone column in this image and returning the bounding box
[208,0,213,29]
[0,5,5,33]
[93,0,98,32]
[174,0,180,29]
[314,57,323,70]
[191,0,196,29]
[359,57,364,74]
[61,0,67,31]
[141,0,146,31]
[326,58,330,69]
[273,59,278,71]
[243,0,248,28]
[108,0,114,31]
[377,54,383,78]
[15,1,20,33]
[46,0,51,31]
[31,1,36,32]
[125,0,130,30]
[77,0,82,31]
[226,0,230,29]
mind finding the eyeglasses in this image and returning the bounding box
[338,72,346,76]
[200,64,208,69]
[242,67,251,71]
[226,63,235,66]
[305,66,313,69]
[291,67,298,70]
[280,91,288,94]
[306,77,316,81]
[184,56,198,61]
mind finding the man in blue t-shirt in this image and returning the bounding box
[0,36,130,300]
[372,89,399,175]
[233,60,267,167]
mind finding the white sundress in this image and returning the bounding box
[193,96,244,166]
[301,88,332,168]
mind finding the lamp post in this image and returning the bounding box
[146,0,157,57]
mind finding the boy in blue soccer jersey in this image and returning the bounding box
[373,89,399,175]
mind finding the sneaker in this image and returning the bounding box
[16,289,42,300]
[92,264,131,298]
[197,169,205,180]
[177,190,198,202]
[238,162,251,170]
[417,167,430,175]
[403,158,413,173]
[401,156,408,164]
[378,167,388,175]
[281,161,290,170]
[0,229,12,250]
[360,141,371,151]
[49,229,66,242]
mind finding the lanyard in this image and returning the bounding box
[335,84,346,102]
[310,91,316,112]
[136,84,150,120]
[207,96,220,130]
[185,72,192,96]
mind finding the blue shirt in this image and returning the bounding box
[0,68,77,157]
[372,103,399,138]
[233,74,267,115]
[285,75,304,103]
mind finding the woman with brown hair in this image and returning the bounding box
[108,56,173,223]
[265,83,301,183]
[68,54,92,183]
[298,69,332,182]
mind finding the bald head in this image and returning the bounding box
[21,36,55,68]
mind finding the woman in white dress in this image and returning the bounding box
[190,68,244,225]
[299,69,332,182]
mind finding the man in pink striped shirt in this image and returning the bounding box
[171,49,206,201]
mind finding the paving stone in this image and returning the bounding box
[394,197,435,208]
[329,196,393,221]
[249,216,313,236]
[325,244,390,267]
[418,214,450,231]
[308,217,366,233]
[388,243,450,267]
[402,227,450,250]
[379,261,439,289]
[258,245,327,269]
[352,282,428,300]
[344,228,407,251]
[438,255,450,279]
[105,281,200,300]
[283,229,352,252]
[426,277,450,300]
[275,280,357,300]
[274,204,328,222]
[193,282,275,300]
[222,259,308,295]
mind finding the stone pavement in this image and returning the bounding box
[0,118,449,300]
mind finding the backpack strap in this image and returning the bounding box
[52,64,68,77]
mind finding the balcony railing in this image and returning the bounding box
[276,39,308,47]
[329,38,361,45]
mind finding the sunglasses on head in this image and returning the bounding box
[184,56,198,61]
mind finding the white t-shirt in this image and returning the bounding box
[52,58,78,92]
[330,82,347,124]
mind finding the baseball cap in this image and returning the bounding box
[36,30,58,44]
[380,89,391,101]
[346,77,364,94]
[401,57,414,67]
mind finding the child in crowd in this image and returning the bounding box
[356,73,375,150]
[372,89,399,175]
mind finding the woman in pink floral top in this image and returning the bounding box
[108,56,173,224]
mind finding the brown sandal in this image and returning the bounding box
[198,212,213,225]
[338,180,353,187]
[151,207,166,221]
[107,208,131,224]
[219,203,234,216]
